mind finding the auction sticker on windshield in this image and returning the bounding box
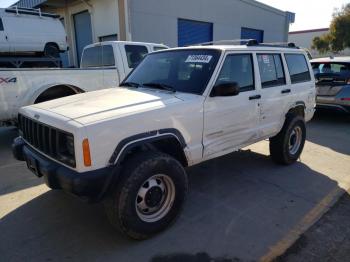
[185,55,213,63]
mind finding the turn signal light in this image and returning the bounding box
[82,139,92,167]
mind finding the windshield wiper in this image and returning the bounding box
[120,81,140,88]
[143,82,176,92]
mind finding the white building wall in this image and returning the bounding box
[43,0,120,66]
[289,29,350,58]
[129,0,289,47]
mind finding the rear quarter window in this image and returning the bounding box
[285,54,311,84]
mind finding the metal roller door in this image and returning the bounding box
[73,10,93,65]
[241,27,264,43]
[178,19,213,47]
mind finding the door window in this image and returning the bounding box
[285,54,311,84]
[125,45,148,68]
[215,54,255,92]
[257,54,286,88]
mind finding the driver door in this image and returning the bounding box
[203,53,260,159]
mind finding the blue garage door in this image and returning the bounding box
[178,19,213,47]
[241,27,264,43]
[73,11,93,65]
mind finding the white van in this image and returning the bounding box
[0,7,68,57]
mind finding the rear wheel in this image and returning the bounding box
[104,151,188,239]
[269,115,306,165]
[44,43,60,58]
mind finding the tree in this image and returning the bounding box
[312,3,350,54]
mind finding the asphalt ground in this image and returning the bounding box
[0,110,349,262]
[276,193,350,262]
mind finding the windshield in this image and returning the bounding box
[122,49,221,95]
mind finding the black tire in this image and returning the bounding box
[104,151,188,240]
[44,43,60,58]
[269,115,306,165]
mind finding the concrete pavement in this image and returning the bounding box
[0,111,349,262]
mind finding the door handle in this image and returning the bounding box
[249,95,261,100]
[281,89,291,94]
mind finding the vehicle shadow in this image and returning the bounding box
[307,110,350,155]
[0,149,347,262]
[0,127,43,196]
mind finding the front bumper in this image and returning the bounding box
[12,137,113,202]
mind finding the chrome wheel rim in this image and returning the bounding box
[135,174,175,223]
[289,126,302,155]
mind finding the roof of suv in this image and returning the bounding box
[160,45,305,53]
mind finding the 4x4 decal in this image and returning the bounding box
[0,77,17,84]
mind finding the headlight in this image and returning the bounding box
[57,133,76,167]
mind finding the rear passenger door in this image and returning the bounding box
[257,53,290,137]
[203,53,260,159]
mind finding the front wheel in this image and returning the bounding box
[104,151,188,239]
[269,115,306,165]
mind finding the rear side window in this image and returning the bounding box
[125,45,148,68]
[215,54,255,92]
[285,54,311,84]
[257,54,286,88]
[0,18,3,31]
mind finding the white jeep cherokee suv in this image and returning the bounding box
[13,41,316,239]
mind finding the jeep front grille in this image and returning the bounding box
[18,114,76,167]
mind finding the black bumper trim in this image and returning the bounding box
[12,137,113,202]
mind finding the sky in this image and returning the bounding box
[0,0,349,31]
[257,0,349,31]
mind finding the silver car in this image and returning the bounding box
[311,57,350,113]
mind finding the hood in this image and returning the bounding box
[31,87,184,124]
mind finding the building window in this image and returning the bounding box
[99,34,118,42]
[178,19,213,47]
[0,18,4,31]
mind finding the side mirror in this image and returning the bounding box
[210,82,240,97]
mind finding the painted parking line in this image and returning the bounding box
[259,186,346,262]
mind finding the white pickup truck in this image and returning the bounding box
[0,41,168,125]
